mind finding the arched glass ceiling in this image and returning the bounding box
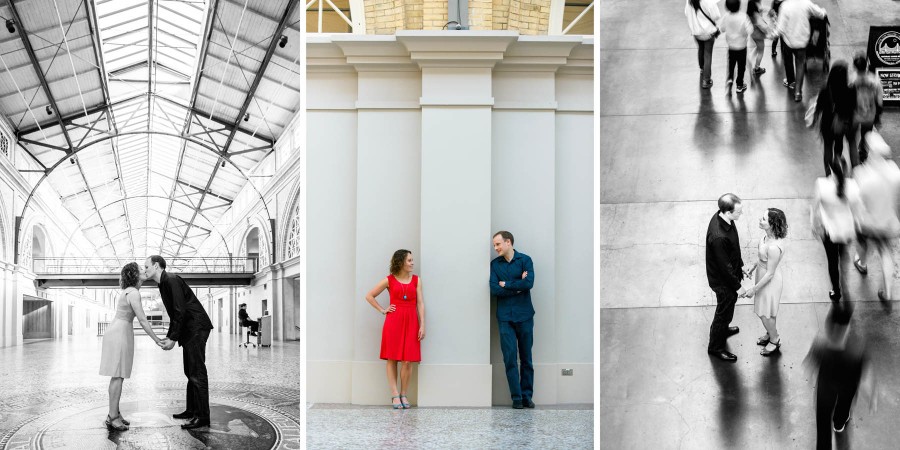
[0,0,301,262]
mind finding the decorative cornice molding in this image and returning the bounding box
[308,32,593,73]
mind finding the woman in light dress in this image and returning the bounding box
[743,208,788,356]
[99,262,162,431]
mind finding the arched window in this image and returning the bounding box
[550,0,594,35]
[286,201,302,260]
[307,0,365,34]
[20,228,32,269]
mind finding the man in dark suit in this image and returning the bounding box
[238,303,258,336]
[706,193,748,362]
[142,255,214,429]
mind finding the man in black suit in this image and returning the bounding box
[706,193,748,362]
[238,303,258,336]
[142,255,214,429]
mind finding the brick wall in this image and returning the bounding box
[362,0,551,34]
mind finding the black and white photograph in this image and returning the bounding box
[601,0,900,448]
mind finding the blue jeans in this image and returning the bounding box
[498,318,534,401]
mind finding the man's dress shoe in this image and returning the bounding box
[172,411,194,419]
[708,350,737,362]
[181,417,211,429]
[523,398,535,408]
[512,400,524,409]
[726,326,740,337]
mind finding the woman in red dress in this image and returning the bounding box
[365,249,426,409]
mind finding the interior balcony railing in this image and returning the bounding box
[32,257,258,274]
[31,257,259,288]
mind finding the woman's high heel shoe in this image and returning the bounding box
[117,414,130,426]
[399,394,411,409]
[761,339,781,356]
[105,414,129,431]
[391,395,403,410]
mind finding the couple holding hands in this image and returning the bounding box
[707,194,788,362]
[99,255,214,431]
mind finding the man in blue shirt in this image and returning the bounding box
[490,231,536,409]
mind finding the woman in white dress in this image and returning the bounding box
[743,208,788,356]
[99,262,162,431]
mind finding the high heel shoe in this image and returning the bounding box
[117,414,130,426]
[391,395,403,410]
[105,414,129,431]
[399,394,411,409]
[761,339,781,356]
[757,334,770,346]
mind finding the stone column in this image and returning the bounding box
[306,37,360,403]
[332,38,424,405]
[398,31,516,407]
[488,37,581,405]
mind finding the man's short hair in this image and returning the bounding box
[725,0,740,13]
[717,193,741,213]
[239,303,247,307]
[149,255,167,270]
[493,230,514,246]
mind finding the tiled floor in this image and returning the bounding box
[307,403,594,449]
[0,332,301,449]
[600,0,900,448]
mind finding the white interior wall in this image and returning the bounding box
[307,33,594,406]
[306,108,359,403]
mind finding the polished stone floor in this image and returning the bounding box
[600,0,900,448]
[0,333,301,449]
[307,403,593,449]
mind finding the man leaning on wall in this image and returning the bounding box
[489,230,536,409]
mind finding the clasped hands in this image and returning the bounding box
[157,338,176,351]
[738,263,758,298]
[498,270,528,288]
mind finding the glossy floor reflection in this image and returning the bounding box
[307,403,593,449]
[600,0,900,448]
[0,333,301,449]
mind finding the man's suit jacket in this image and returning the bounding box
[158,270,213,345]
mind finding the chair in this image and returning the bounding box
[239,323,256,348]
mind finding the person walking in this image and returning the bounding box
[142,255,215,429]
[721,0,754,93]
[100,262,163,431]
[490,231,536,408]
[811,159,864,302]
[851,133,900,308]
[685,0,721,89]
[742,209,788,356]
[850,53,884,163]
[768,0,784,57]
[365,249,425,409]
[804,303,876,450]
[776,0,826,101]
[814,62,858,173]
[747,0,770,76]
[706,193,747,362]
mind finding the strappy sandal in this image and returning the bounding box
[105,414,128,431]
[391,395,403,409]
[757,334,770,346]
[117,414,130,426]
[399,394,411,409]
[761,339,781,356]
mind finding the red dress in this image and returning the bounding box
[380,274,421,362]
